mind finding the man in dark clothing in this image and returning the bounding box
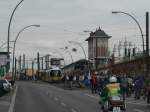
[134,76,144,99]
[120,76,128,100]
[69,74,73,89]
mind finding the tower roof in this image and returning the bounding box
[85,27,111,41]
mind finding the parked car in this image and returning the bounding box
[0,79,12,92]
[4,73,14,86]
[0,81,4,96]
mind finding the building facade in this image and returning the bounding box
[86,27,111,70]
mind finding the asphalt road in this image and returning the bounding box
[14,81,150,112]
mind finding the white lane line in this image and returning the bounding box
[134,109,145,112]
[54,97,59,101]
[61,102,67,107]
[71,108,77,112]
[85,93,148,106]
[8,85,18,112]
[84,93,99,100]
[126,101,147,106]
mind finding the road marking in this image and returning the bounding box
[8,85,18,112]
[134,109,145,112]
[84,93,99,100]
[71,108,77,112]
[61,102,67,107]
[126,101,147,106]
[54,97,59,101]
[85,93,148,106]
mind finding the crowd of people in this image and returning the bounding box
[90,71,150,104]
[62,70,150,104]
[62,70,85,89]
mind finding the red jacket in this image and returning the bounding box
[91,74,97,85]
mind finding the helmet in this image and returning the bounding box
[95,71,98,74]
[109,76,117,83]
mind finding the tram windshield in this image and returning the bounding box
[50,70,61,77]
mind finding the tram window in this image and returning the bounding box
[57,71,61,76]
[50,70,55,77]
[50,70,61,76]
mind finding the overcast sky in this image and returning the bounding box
[0,0,150,65]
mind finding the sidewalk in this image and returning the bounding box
[0,92,12,112]
[0,87,16,112]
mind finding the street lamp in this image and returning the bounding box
[83,30,93,33]
[7,0,24,73]
[68,41,87,60]
[7,0,24,54]
[60,47,74,63]
[12,24,40,80]
[112,11,145,54]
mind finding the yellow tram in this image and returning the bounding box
[41,67,62,82]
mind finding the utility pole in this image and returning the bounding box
[146,12,150,83]
[23,54,25,70]
[45,55,49,70]
[41,57,43,70]
[14,58,17,80]
[32,61,34,78]
[37,52,40,79]
[45,55,47,70]
[18,56,21,80]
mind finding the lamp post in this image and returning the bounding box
[112,11,147,76]
[7,0,24,73]
[60,47,74,64]
[112,11,145,55]
[12,24,40,80]
[68,41,87,60]
[7,0,24,54]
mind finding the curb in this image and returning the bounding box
[8,85,18,112]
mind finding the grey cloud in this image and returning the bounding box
[0,0,150,64]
